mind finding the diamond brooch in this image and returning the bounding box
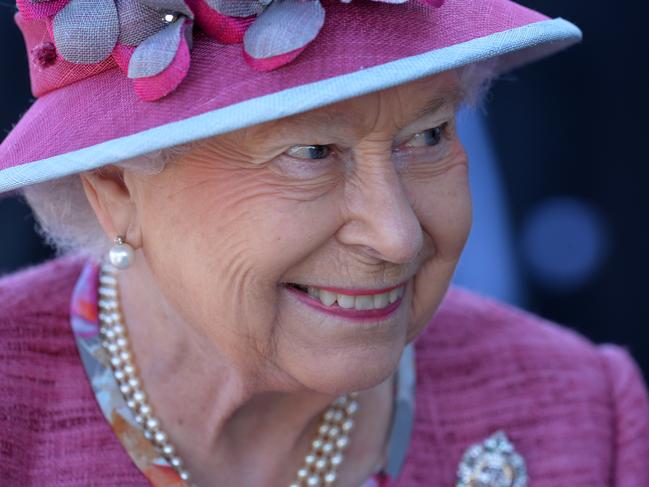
[456,430,528,487]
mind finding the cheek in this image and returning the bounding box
[413,163,472,258]
[403,160,472,341]
[132,170,278,349]
[140,171,255,276]
[134,167,343,348]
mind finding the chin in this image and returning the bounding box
[279,335,406,395]
[274,280,415,392]
[333,353,403,393]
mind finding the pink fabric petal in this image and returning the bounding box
[243,44,307,72]
[131,28,191,101]
[190,0,254,44]
[112,43,136,74]
[16,0,70,21]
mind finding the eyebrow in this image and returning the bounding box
[413,85,466,121]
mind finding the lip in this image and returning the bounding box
[284,283,404,320]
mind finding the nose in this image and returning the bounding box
[337,144,424,264]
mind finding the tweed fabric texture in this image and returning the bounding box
[2,255,647,486]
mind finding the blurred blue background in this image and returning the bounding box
[1,1,648,376]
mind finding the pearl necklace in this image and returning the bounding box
[97,263,360,487]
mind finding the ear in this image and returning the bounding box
[80,167,142,249]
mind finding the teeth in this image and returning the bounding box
[388,288,400,304]
[320,290,337,306]
[373,292,389,308]
[301,284,405,310]
[354,296,374,310]
[337,294,355,309]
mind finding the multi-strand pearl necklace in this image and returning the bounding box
[97,263,360,487]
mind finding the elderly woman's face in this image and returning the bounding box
[118,70,470,393]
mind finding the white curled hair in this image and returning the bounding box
[21,146,189,260]
[21,59,500,261]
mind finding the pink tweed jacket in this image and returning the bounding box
[1,255,648,487]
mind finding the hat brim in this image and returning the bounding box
[0,0,581,194]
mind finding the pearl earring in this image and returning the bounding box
[108,235,135,270]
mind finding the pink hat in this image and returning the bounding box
[0,0,581,193]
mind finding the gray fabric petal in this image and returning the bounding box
[244,0,325,59]
[204,0,266,18]
[138,0,193,18]
[53,0,119,64]
[127,18,184,78]
[117,0,170,46]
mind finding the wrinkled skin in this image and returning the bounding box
[81,69,471,486]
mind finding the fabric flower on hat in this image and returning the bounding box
[15,0,445,101]
[17,0,195,101]
[191,0,325,71]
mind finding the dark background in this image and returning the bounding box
[486,1,648,366]
[1,2,648,376]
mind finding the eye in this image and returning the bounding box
[404,122,448,148]
[286,144,332,160]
